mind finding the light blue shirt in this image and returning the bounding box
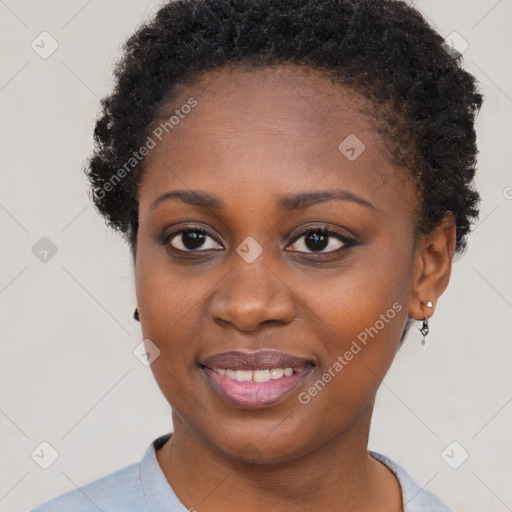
[31,433,452,511]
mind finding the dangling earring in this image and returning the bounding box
[419,318,429,346]
[419,301,433,346]
[134,307,140,322]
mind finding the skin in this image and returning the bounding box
[134,64,456,512]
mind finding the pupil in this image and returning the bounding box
[306,231,328,252]
[183,231,206,249]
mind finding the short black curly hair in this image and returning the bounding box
[87,0,482,258]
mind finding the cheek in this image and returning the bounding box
[291,269,409,441]
[134,242,207,368]
[135,223,215,324]
[307,246,412,348]
[135,255,209,413]
[299,246,412,393]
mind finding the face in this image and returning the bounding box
[135,64,420,463]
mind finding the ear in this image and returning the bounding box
[409,213,457,320]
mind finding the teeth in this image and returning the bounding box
[214,367,298,382]
[269,368,284,380]
[235,370,252,382]
[253,369,270,382]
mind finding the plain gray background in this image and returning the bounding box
[1,1,511,511]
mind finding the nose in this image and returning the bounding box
[209,255,296,332]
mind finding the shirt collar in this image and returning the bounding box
[139,433,189,511]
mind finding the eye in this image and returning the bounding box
[164,227,223,252]
[287,226,356,254]
[161,224,357,255]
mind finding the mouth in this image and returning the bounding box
[199,350,316,409]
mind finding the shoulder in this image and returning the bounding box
[30,460,146,512]
[369,451,453,512]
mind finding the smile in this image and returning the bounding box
[212,367,302,382]
[199,350,315,409]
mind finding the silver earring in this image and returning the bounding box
[419,301,433,346]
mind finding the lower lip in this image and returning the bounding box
[202,366,314,409]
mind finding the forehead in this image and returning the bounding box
[153,63,382,156]
[138,64,416,217]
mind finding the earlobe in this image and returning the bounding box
[408,213,456,320]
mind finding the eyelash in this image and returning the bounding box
[160,223,358,256]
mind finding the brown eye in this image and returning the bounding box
[167,228,223,252]
[287,227,356,254]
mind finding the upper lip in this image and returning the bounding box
[200,350,315,371]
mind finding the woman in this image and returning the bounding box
[32,0,482,510]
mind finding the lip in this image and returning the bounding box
[200,350,316,409]
[200,350,315,371]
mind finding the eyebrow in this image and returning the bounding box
[150,189,376,211]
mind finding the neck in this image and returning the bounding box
[155,399,402,512]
